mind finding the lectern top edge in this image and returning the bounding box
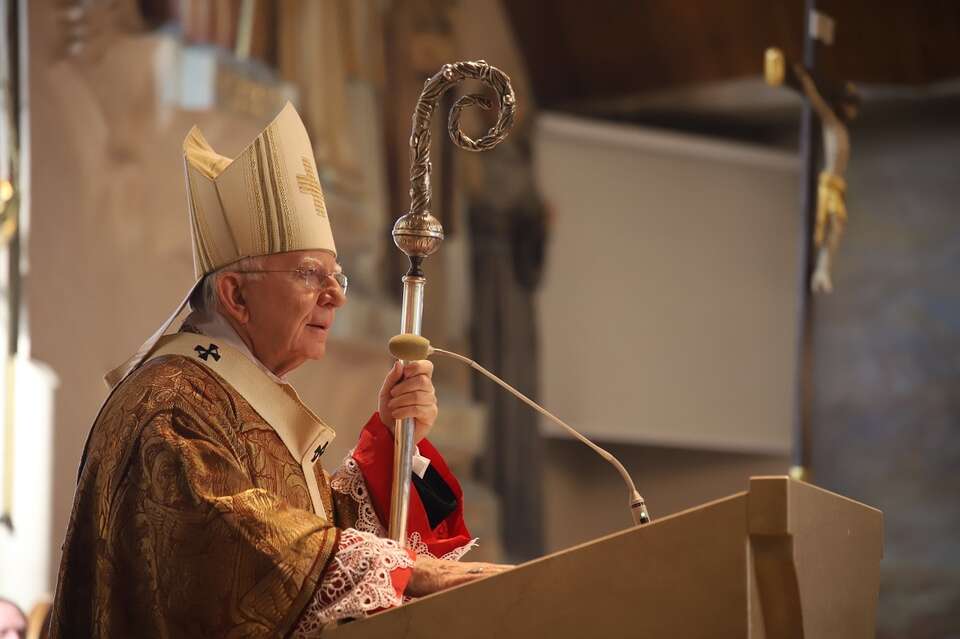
[750,475,884,515]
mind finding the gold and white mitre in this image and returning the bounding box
[183,102,336,277]
[105,102,337,388]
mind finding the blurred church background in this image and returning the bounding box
[0,1,958,637]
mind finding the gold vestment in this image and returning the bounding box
[49,355,362,638]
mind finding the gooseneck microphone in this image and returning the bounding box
[388,334,651,526]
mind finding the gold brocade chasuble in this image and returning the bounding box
[49,335,359,639]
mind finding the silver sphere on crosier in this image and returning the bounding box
[392,211,444,259]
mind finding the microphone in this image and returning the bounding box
[388,334,651,526]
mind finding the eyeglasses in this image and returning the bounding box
[236,267,348,295]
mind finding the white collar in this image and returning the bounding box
[183,311,287,385]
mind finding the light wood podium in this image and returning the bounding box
[326,477,882,638]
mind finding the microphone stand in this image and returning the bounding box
[388,61,516,547]
[387,334,651,527]
[433,348,651,526]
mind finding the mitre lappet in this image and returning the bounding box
[105,102,337,389]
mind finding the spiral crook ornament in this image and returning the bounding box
[392,60,517,268]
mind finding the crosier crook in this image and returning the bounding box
[388,61,516,546]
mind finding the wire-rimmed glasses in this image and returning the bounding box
[236,267,348,295]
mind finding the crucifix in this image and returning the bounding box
[764,2,860,482]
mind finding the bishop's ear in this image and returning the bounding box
[216,272,249,324]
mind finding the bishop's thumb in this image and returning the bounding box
[387,359,404,382]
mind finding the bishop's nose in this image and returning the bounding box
[318,283,346,308]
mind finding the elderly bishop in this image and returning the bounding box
[49,103,505,638]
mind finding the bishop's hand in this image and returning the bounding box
[406,555,512,597]
[378,360,438,444]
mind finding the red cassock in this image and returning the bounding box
[353,413,473,558]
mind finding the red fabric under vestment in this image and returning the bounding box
[353,413,473,558]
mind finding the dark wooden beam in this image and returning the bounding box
[792,0,821,481]
[503,0,960,109]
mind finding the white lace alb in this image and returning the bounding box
[292,453,481,636]
[291,528,413,637]
[330,455,386,537]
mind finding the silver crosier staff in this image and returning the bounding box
[388,60,516,546]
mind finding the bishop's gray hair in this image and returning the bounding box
[189,255,266,319]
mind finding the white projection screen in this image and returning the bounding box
[534,113,801,453]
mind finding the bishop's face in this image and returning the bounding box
[236,249,346,377]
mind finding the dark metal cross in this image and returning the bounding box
[311,441,329,462]
[194,343,221,362]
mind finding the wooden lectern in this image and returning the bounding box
[325,477,882,639]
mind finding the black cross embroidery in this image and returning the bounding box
[311,441,329,463]
[194,343,221,362]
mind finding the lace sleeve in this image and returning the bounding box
[291,528,414,637]
[331,454,388,536]
[331,454,478,561]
